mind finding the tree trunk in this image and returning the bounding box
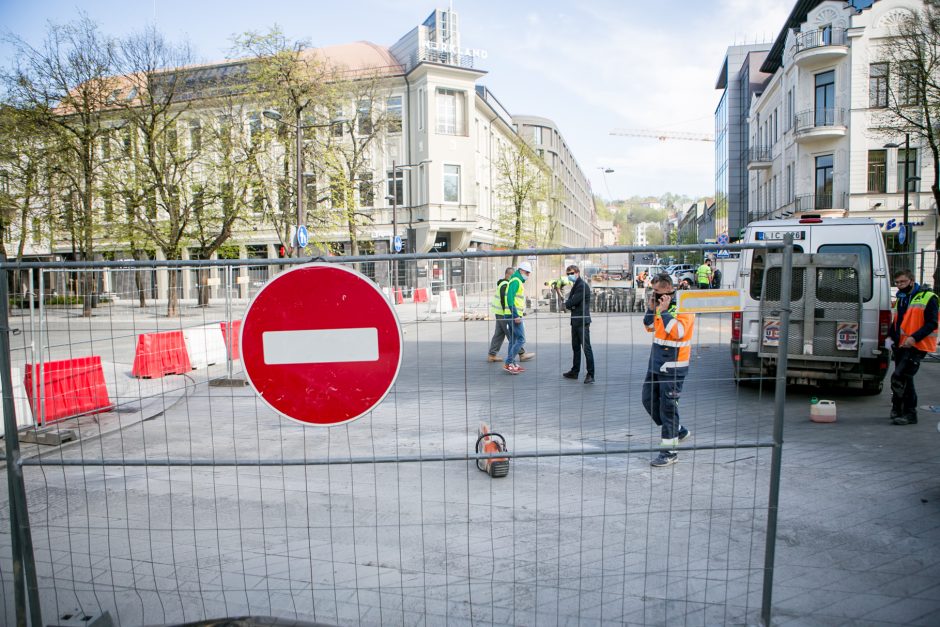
[167,267,179,317]
[197,268,210,307]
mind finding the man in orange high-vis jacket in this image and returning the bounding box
[888,269,938,425]
[643,273,696,467]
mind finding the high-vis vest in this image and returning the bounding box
[507,275,526,316]
[489,279,511,316]
[696,264,711,285]
[895,289,938,353]
[645,305,695,372]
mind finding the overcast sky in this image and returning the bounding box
[0,0,792,200]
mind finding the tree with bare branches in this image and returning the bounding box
[871,2,940,217]
[494,136,553,264]
[3,15,117,316]
[230,26,339,256]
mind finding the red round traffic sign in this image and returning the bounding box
[241,263,402,426]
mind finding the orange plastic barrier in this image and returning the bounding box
[413,288,429,303]
[220,320,242,360]
[448,288,460,309]
[395,288,404,305]
[131,330,193,378]
[24,356,112,424]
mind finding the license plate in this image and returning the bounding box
[756,231,805,241]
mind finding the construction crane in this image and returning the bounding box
[610,128,714,142]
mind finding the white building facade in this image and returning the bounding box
[746,0,937,275]
[5,8,595,298]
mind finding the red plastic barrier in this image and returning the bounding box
[24,356,112,424]
[414,288,428,303]
[220,320,242,360]
[448,288,459,309]
[395,288,404,305]
[131,330,193,378]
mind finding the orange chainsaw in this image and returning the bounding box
[475,422,509,478]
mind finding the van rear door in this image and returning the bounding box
[758,252,863,362]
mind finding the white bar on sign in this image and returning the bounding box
[263,328,379,365]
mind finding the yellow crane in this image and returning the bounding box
[610,128,714,142]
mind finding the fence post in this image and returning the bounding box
[919,248,925,284]
[0,258,44,627]
[761,234,793,626]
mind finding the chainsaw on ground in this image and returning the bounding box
[475,422,509,478]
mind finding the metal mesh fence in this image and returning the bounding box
[1,245,788,626]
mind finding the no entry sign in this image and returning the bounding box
[241,263,402,426]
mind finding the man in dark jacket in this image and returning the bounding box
[562,264,595,384]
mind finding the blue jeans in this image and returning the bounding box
[506,318,526,365]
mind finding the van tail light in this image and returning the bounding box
[878,310,891,348]
[732,311,742,342]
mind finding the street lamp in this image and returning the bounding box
[884,133,919,261]
[386,159,430,292]
[263,108,348,257]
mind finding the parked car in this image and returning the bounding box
[666,264,696,285]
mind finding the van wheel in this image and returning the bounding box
[860,381,883,396]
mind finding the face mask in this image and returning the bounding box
[567,274,577,281]
[519,273,527,282]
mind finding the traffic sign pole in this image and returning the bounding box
[241,264,403,426]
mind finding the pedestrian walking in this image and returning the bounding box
[562,265,594,384]
[488,267,534,362]
[643,273,695,467]
[696,259,713,289]
[888,269,938,425]
[504,261,533,374]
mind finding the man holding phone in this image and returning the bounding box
[643,273,695,467]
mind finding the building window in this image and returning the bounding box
[815,70,835,126]
[533,125,543,144]
[898,148,918,192]
[358,172,374,207]
[99,133,111,160]
[785,164,793,203]
[815,154,834,209]
[443,164,460,203]
[786,89,794,130]
[251,181,263,215]
[331,107,345,137]
[867,150,886,193]
[122,127,132,156]
[102,191,114,223]
[357,100,372,135]
[189,120,202,153]
[869,63,888,108]
[418,88,425,131]
[386,169,403,205]
[386,96,402,133]
[436,88,465,135]
[166,122,178,154]
[898,61,920,106]
[772,109,778,143]
[303,174,317,212]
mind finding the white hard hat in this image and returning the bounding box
[517,261,533,274]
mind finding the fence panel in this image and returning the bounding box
[1,245,787,626]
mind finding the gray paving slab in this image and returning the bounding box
[2,307,940,625]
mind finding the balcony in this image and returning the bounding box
[793,28,848,67]
[746,146,773,170]
[795,192,848,214]
[793,108,846,143]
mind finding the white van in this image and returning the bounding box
[732,216,892,393]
